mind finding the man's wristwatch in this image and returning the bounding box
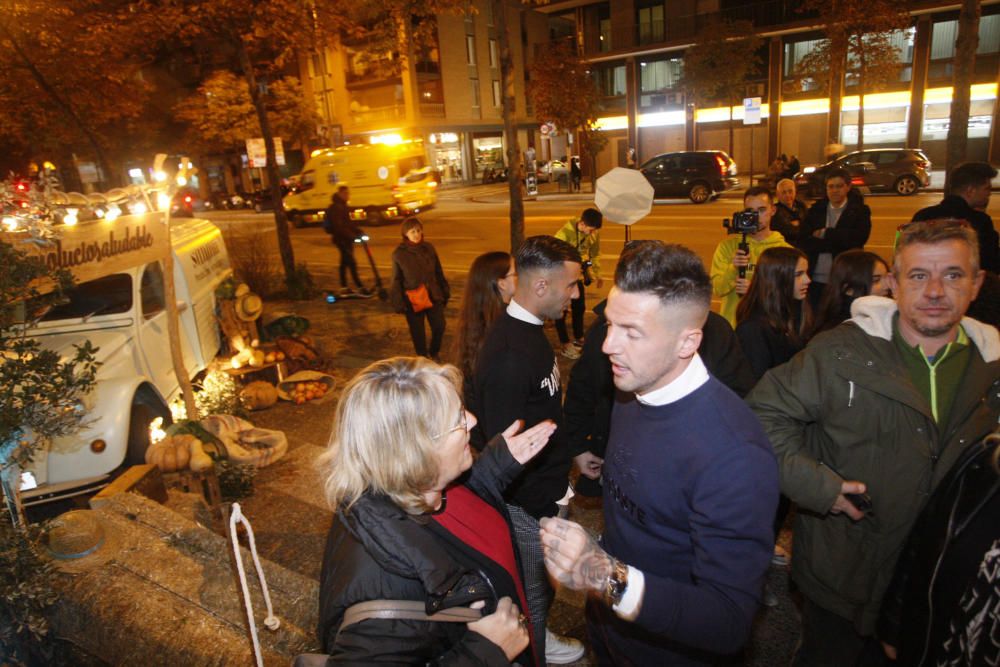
[603,558,629,607]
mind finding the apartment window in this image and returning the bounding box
[599,17,612,52]
[931,15,1000,60]
[489,39,499,68]
[596,65,626,97]
[486,1,495,26]
[640,58,682,92]
[470,78,481,108]
[466,35,477,65]
[492,80,502,107]
[637,2,665,45]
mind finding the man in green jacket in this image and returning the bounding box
[748,219,1000,666]
[554,208,603,359]
[710,186,791,327]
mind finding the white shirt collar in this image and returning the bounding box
[635,354,710,406]
[507,298,543,325]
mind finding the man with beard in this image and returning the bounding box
[539,241,778,665]
[470,234,585,664]
[748,219,1000,665]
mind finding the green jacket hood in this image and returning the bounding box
[849,295,1000,362]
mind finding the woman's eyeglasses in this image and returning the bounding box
[433,409,469,439]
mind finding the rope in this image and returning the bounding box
[229,502,280,667]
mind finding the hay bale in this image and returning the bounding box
[47,493,319,665]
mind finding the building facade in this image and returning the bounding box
[300,0,557,184]
[535,0,1000,176]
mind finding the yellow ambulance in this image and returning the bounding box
[283,139,437,227]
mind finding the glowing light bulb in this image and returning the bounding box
[106,204,121,221]
[153,170,168,183]
[63,208,79,226]
[157,193,171,210]
[2,216,18,232]
[175,175,188,187]
[131,201,147,215]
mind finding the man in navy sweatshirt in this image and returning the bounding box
[540,241,779,665]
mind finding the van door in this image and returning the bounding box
[137,261,194,398]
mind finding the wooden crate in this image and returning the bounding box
[161,468,224,521]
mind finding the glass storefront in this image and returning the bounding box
[473,135,504,179]
[428,132,465,183]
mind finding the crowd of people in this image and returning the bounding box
[310,160,1000,666]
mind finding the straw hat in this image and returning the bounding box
[235,291,263,322]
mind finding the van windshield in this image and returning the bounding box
[35,274,133,322]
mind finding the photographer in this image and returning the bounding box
[710,186,792,327]
[554,208,603,359]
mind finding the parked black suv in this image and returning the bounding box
[795,148,931,197]
[639,150,740,203]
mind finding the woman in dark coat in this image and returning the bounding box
[317,356,555,665]
[805,249,890,340]
[391,218,451,358]
[735,246,813,382]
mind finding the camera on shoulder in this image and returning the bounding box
[723,208,760,235]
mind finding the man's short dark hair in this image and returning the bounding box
[580,208,603,229]
[949,161,997,194]
[615,241,711,310]
[743,186,773,204]
[825,168,852,185]
[515,235,582,274]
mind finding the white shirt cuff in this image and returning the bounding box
[612,566,644,621]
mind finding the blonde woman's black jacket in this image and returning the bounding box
[318,436,534,666]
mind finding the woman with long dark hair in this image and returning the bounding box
[807,249,891,339]
[735,246,813,382]
[452,251,516,384]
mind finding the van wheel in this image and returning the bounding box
[688,182,712,204]
[125,394,171,466]
[895,175,919,196]
[365,208,385,225]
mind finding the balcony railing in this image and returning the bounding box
[419,102,446,118]
[350,104,406,125]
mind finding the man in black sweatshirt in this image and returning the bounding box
[469,234,584,664]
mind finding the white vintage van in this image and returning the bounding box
[15,214,231,505]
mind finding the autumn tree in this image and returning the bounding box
[529,40,607,192]
[133,0,467,286]
[796,0,910,152]
[681,20,761,158]
[0,1,155,186]
[174,71,320,155]
[946,0,981,188]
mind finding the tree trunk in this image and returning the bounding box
[946,0,981,191]
[160,206,199,420]
[728,97,735,159]
[237,39,296,283]
[495,0,524,253]
[857,43,866,152]
[827,47,846,148]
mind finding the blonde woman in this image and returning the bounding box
[317,356,555,665]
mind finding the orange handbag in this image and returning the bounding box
[405,284,433,312]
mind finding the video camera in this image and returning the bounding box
[722,209,760,280]
[723,209,760,235]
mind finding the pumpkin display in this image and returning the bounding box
[145,434,212,472]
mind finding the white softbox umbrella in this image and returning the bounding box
[594,167,654,226]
